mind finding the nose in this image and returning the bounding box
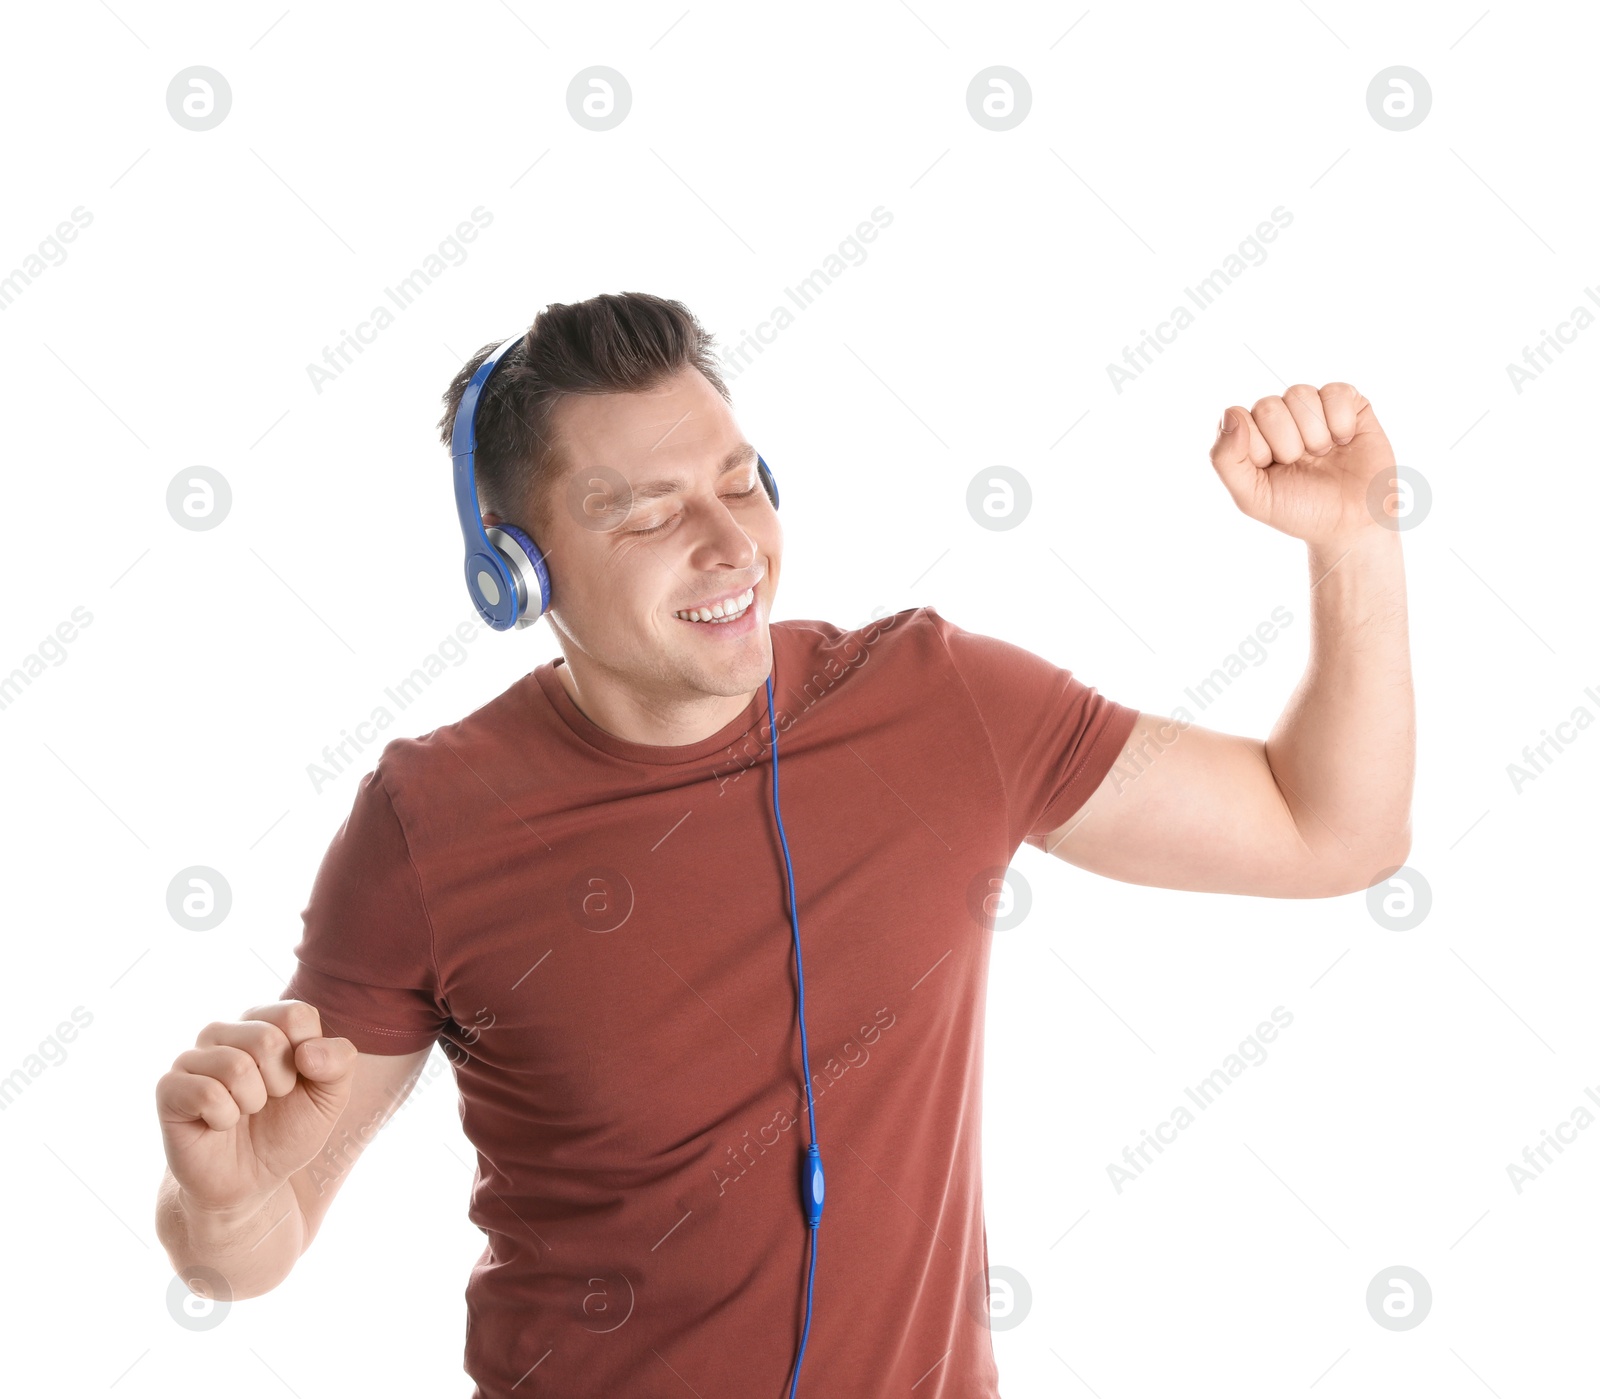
[684,494,758,570]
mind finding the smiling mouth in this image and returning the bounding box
[672,586,756,624]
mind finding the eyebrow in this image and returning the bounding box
[626,442,758,503]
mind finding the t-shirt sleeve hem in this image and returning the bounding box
[289,1000,441,1056]
[281,958,448,1057]
[1026,700,1142,848]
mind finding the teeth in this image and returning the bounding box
[675,587,754,623]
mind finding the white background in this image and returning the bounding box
[1,1,1596,1395]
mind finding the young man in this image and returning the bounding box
[154,293,1414,1398]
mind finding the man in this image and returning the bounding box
[154,292,1413,1398]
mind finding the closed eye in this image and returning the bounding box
[629,484,762,536]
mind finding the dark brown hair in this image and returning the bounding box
[436,292,732,542]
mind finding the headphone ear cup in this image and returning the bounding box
[485,522,552,625]
[757,454,780,510]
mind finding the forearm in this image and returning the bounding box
[155,1169,307,1300]
[1266,525,1415,882]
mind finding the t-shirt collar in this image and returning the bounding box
[530,648,774,766]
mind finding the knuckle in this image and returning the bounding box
[191,1073,226,1104]
[257,1023,293,1057]
[284,1002,324,1041]
[238,1018,292,1056]
[210,1044,258,1086]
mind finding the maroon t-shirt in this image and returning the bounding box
[282,604,1139,1398]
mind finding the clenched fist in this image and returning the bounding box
[156,1001,357,1214]
[1209,382,1398,551]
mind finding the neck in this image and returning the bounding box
[555,655,761,748]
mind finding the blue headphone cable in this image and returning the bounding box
[767,671,825,1399]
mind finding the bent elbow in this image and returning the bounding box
[1324,834,1413,898]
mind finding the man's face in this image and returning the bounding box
[531,365,781,704]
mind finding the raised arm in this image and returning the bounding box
[1042,382,1415,898]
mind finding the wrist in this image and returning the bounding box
[176,1180,287,1242]
[1307,521,1401,569]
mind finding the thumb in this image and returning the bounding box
[296,1035,357,1083]
[1209,406,1264,515]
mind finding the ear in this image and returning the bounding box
[481,512,503,529]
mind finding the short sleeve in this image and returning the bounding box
[931,609,1141,851]
[280,760,451,1055]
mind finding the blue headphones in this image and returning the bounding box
[451,330,780,632]
[448,331,823,1396]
